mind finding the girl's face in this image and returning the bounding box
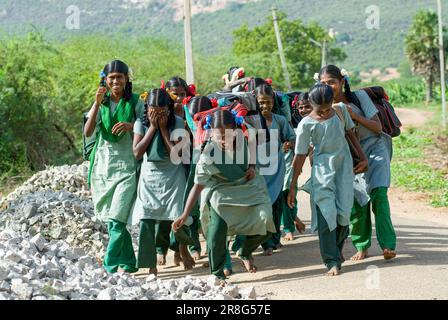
[298,101,313,118]
[211,125,235,150]
[170,86,187,116]
[106,72,127,96]
[257,94,274,117]
[319,73,343,99]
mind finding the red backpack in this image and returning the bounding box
[361,87,402,138]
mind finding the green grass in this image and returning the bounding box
[391,104,448,207]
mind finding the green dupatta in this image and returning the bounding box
[88,93,139,187]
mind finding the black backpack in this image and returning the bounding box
[361,87,402,138]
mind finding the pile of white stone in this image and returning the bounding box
[0,229,258,300]
[0,163,107,259]
[0,163,262,300]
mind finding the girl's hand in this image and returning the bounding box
[112,122,133,135]
[346,105,358,122]
[354,159,369,174]
[95,86,107,106]
[287,187,296,209]
[148,109,159,129]
[283,141,291,153]
[158,112,168,130]
[245,166,256,181]
[172,215,187,232]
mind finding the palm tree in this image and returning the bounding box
[405,10,447,104]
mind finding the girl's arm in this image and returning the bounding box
[346,130,369,174]
[133,126,157,160]
[287,154,307,208]
[347,107,382,135]
[84,87,107,137]
[172,183,205,231]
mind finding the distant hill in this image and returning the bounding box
[1,0,446,72]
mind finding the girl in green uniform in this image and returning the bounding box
[173,109,276,280]
[183,96,215,260]
[131,88,193,275]
[318,65,397,261]
[287,84,368,276]
[155,76,196,267]
[84,60,143,274]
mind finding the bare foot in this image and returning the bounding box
[117,267,129,274]
[219,280,227,287]
[326,266,340,276]
[240,257,257,273]
[223,268,233,277]
[149,268,158,276]
[383,249,396,260]
[157,254,167,266]
[283,232,294,241]
[173,252,182,267]
[262,248,273,256]
[179,245,196,270]
[191,251,201,261]
[350,250,368,261]
[294,217,306,234]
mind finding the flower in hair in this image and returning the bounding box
[204,114,213,130]
[211,98,218,108]
[188,84,197,96]
[160,80,166,89]
[313,73,320,81]
[166,89,178,102]
[265,78,273,86]
[231,110,244,126]
[182,96,193,107]
[218,98,228,107]
[100,71,107,78]
[140,91,149,102]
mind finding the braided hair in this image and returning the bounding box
[318,65,360,107]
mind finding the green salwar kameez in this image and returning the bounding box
[89,94,143,273]
[196,141,276,279]
[349,90,397,252]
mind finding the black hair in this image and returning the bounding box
[298,92,309,103]
[187,96,213,118]
[200,109,237,153]
[103,60,133,101]
[227,66,242,79]
[254,84,274,99]
[143,88,175,129]
[246,77,268,92]
[212,109,237,129]
[318,64,360,107]
[308,83,334,108]
[166,76,193,97]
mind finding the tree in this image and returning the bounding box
[405,10,448,103]
[232,12,347,90]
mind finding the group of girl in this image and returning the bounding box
[84,60,397,281]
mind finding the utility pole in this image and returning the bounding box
[184,0,195,84]
[271,7,292,91]
[437,0,446,128]
[321,40,327,68]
